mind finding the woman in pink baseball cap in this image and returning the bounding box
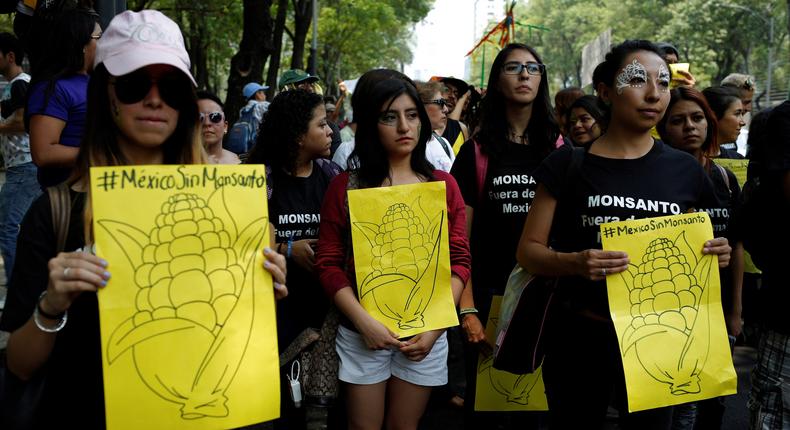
[1,10,287,428]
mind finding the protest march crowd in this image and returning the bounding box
[0,3,788,430]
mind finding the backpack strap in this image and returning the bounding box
[315,158,342,179]
[473,138,488,205]
[714,163,732,196]
[47,182,71,253]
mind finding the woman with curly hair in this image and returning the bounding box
[248,89,338,347]
[246,89,339,425]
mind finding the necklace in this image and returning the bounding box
[508,131,529,144]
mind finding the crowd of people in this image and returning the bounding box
[0,4,788,430]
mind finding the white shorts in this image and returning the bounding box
[335,325,448,387]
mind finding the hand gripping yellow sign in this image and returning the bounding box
[91,165,279,429]
[348,181,458,338]
[601,212,737,412]
[475,296,548,411]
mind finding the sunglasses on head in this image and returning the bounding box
[199,111,224,124]
[110,70,191,108]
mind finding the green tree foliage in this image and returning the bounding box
[313,0,432,93]
[128,0,244,94]
[469,0,788,104]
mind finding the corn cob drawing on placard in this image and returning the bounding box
[92,165,280,429]
[348,182,458,338]
[474,296,548,411]
[601,212,737,412]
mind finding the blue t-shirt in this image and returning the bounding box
[27,74,89,187]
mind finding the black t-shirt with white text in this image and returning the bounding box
[703,162,741,313]
[269,163,333,349]
[535,141,719,316]
[451,140,548,317]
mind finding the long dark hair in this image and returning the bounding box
[657,87,720,166]
[247,89,324,174]
[74,64,203,179]
[595,40,668,127]
[701,86,742,120]
[73,63,204,243]
[29,8,98,98]
[352,78,435,187]
[567,95,607,132]
[476,43,558,159]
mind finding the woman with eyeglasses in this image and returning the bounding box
[316,76,470,430]
[449,42,559,428]
[0,11,288,428]
[517,40,731,429]
[416,80,455,172]
[196,90,240,164]
[567,95,606,147]
[27,8,101,188]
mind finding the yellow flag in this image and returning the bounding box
[713,159,760,274]
[714,159,748,186]
[91,165,279,429]
[474,296,548,411]
[348,182,458,338]
[601,212,737,412]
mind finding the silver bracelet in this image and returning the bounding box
[33,292,68,333]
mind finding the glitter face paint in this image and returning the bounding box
[615,59,671,95]
[616,59,648,94]
[657,64,671,90]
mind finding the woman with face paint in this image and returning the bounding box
[0,11,288,428]
[517,40,732,429]
[448,43,559,428]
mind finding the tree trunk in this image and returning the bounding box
[225,0,274,126]
[291,0,312,70]
[266,0,289,97]
[189,8,210,90]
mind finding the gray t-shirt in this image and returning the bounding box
[0,72,31,167]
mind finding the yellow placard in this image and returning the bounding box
[348,182,458,338]
[713,159,760,274]
[91,165,279,429]
[601,212,737,412]
[714,159,748,187]
[474,296,548,411]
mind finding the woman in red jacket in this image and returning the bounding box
[316,75,471,430]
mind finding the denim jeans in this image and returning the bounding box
[0,162,41,282]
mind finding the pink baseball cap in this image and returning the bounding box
[95,10,196,86]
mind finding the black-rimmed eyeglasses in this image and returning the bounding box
[502,61,546,76]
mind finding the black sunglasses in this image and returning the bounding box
[110,71,191,108]
[423,98,448,108]
[199,111,224,124]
